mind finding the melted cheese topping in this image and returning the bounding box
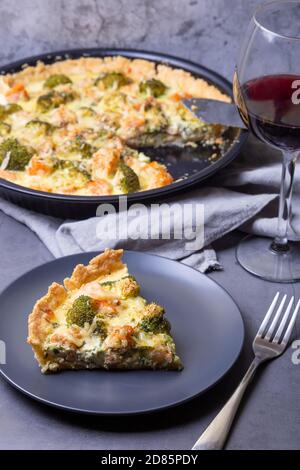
[0,56,229,196]
[46,264,170,354]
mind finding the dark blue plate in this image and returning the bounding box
[0,251,244,415]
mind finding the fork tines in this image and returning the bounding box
[256,292,300,345]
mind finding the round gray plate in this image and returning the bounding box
[0,251,244,415]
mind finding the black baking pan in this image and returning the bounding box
[0,48,247,219]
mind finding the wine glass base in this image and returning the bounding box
[236,235,300,283]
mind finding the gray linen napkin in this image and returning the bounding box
[0,187,274,271]
[212,137,300,241]
[2,136,297,272]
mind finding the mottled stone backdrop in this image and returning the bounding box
[0,0,263,80]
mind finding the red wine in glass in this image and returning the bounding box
[233,1,300,282]
[234,74,300,151]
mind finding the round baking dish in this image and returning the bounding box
[0,48,247,218]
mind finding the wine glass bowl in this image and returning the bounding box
[234,0,300,282]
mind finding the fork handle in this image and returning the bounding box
[192,358,260,450]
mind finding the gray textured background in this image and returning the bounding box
[0,0,262,79]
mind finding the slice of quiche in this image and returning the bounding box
[28,249,182,373]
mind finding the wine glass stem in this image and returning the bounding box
[271,151,298,252]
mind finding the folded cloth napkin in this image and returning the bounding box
[212,138,300,241]
[2,136,298,272]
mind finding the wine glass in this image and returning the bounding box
[233,0,300,282]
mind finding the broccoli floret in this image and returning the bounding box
[118,275,140,298]
[0,103,22,121]
[144,102,168,133]
[0,122,11,136]
[54,159,91,180]
[79,106,97,118]
[0,138,35,170]
[100,280,118,287]
[100,275,140,298]
[93,315,108,340]
[5,103,22,114]
[37,90,77,112]
[45,345,67,358]
[95,72,131,89]
[140,303,170,334]
[97,129,112,140]
[69,137,96,159]
[140,315,171,334]
[25,119,55,135]
[118,162,140,193]
[139,78,168,98]
[5,103,22,115]
[66,295,96,327]
[44,74,72,89]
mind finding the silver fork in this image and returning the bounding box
[192,292,300,450]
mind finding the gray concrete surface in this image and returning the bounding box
[0,0,299,451]
[0,0,262,80]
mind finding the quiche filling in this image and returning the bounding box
[27,249,182,373]
[0,56,229,195]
